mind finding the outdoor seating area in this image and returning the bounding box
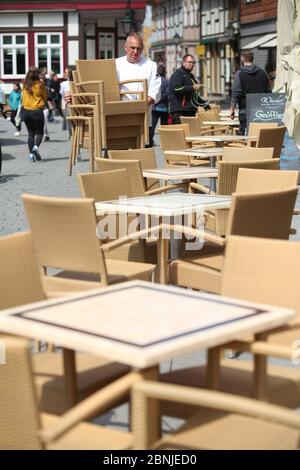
[1,54,300,453]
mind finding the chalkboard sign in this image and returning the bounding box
[246,93,287,129]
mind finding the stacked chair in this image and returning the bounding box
[75,59,149,151]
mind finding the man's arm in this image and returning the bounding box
[147,61,161,105]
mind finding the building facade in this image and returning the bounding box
[240,0,277,75]
[200,0,239,100]
[0,1,146,93]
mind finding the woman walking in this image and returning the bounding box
[9,83,22,136]
[22,66,47,161]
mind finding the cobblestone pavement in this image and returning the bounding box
[1,116,300,432]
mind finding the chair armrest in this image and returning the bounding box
[189,182,211,194]
[224,339,294,360]
[39,372,139,445]
[133,380,300,431]
[72,93,98,98]
[119,79,147,85]
[77,80,104,86]
[66,116,92,122]
[120,91,144,95]
[145,183,186,195]
[101,225,162,252]
[164,224,225,246]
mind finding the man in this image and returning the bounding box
[169,54,208,124]
[116,32,161,146]
[230,50,271,135]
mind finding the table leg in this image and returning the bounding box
[132,365,160,450]
[63,348,77,408]
[209,156,217,192]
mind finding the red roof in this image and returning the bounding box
[0,2,145,11]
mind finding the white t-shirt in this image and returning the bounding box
[115,55,161,104]
[60,80,70,110]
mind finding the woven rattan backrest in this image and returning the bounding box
[0,335,43,449]
[160,123,191,136]
[0,232,45,310]
[248,122,278,137]
[108,149,159,190]
[95,158,145,197]
[77,169,132,200]
[72,69,79,85]
[222,236,300,319]
[22,194,107,278]
[108,148,157,170]
[227,187,297,239]
[180,116,202,136]
[236,168,299,193]
[76,59,119,102]
[222,147,275,162]
[256,126,286,158]
[158,128,187,151]
[217,159,280,195]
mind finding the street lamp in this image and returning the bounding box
[225,20,236,41]
[121,0,136,35]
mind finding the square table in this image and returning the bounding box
[0,280,294,443]
[0,281,294,369]
[95,193,231,283]
[142,167,218,191]
[186,135,253,146]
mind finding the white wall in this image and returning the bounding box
[0,13,28,27]
[68,12,79,36]
[86,39,96,60]
[33,13,63,27]
[68,40,79,64]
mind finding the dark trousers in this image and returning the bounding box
[10,110,21,131]
[22,108,44,152]
[171,110,196,124]
[151,110,169,143]
[238,113,247,136]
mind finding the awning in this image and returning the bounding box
[260,37,277,48]
[242,33,277,49]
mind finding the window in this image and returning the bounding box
[35,32,63,76]
[0,34,28,78]
[98,33,114,59]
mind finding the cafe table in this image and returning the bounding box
[0,280,294,446]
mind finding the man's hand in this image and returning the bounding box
[193,84,201,91]
[64,90,72,104]
[229,107,235,119]
[147,96,154,105]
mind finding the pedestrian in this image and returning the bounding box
[151,64,170,143]
[115,32,161,147]
[9,83,22,136]
[60,66,75,138]
[22,66,47,162]
[229,49,272,135]
[52,73,64,118]
[169,54,209,124]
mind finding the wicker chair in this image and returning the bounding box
[108,148,160,191]
[95,157,183,197]
[256,126,286,158]
[228,122,278,148]
[0,231,130,415]
[168,186,297,294]
[132,379,300,449]
[222,146,275,161]
[76,59,148,151]
[158,128,210,167]
[22,194,156,299]
[190,158,280,236]
[0,334,136,449]
[77,169,157,264]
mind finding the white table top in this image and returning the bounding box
[186,135,252,143]
[203,120,239,126]
[142,167,218,181]
[0,281,294,369]
[164,148,223,158]
[95,193,231,217]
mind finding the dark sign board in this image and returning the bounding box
[246,93,287,129]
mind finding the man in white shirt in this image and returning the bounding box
[116,32,161,146]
